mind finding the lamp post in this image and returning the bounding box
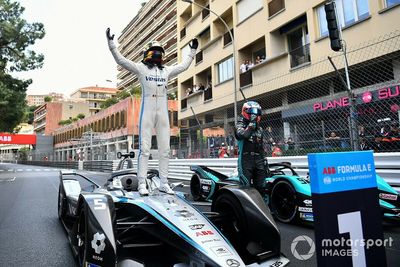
[182,0,238,125]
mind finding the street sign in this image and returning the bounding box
[308,151,387,267]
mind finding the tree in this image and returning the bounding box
[100,86,141,109]
[0,0,45,132]
[22,104,38,124]
[76,113,85,119]
[44,96,52,102]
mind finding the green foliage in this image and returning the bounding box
[100,85,141,109]
[44,96,52,102]
[18,146,30,160]
[58,119,72,126]
[22,104,38,124]
[76,113,85,119]
[0,0,45,132]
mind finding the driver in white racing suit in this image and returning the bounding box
[106,28,198,195]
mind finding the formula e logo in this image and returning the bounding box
[226,259,240,267]
[323,167,336,175]
[91,232,106,254]
[189,224,204,230]
[196,230,214,237]
[323,176,332,185]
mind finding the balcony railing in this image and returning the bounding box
[289,43,311,68]
[180,27,186,39]
[268,0,285,17]
[202,5,210,20]
[196,51,203,64]
[240,69,253,88]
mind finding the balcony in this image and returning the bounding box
[240,69,253,88]
[201,5,210,20]
[289,43,310,69]
[181,98,187,110]
[223,30,234,46]
[204,87,212,101]
[196,51,203,64]
[180,27,186,39]
[268,0,285,17]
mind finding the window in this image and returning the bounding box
[287,25,310,68]
[237,0,263,23]
[385,0,400,8]
[218,57,233,83]
[317,0,369,37]
[268,0,285,17]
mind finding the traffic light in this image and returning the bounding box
[325,1,342,51]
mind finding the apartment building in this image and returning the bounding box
[177,0,400,155]
[52,98,179,161]
[116,0,178,97]
[70,86,118,115]
[33,101,91,135]
[26,92,64,106]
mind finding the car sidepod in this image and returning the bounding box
[377,175,400,219]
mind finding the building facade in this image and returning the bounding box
[70,86,118,115]
[115,0,178,98]
[33,101,91,135]
[26,92,64,106]
[52,98,179,161]
[176,0,400,156]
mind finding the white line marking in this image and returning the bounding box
[26,169,32,171]
[17,169,23,171]
[7,169,13,172]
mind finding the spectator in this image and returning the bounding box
[359,137,372,151]
[248,61,255,69]
[218,143,229,158]
[186,87,192,96]
[198,83,205,91]
[240,60,248,73]
[326,131,341,148]
[255,56,262,64]
[286,137,295,150]
[387,121,400,137]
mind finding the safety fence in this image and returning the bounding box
[17,152,400,191]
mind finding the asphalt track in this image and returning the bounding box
[0,163,398,267]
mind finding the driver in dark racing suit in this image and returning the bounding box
[235,101,268,195]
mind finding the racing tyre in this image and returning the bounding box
[77,208,87,266]
[213,193,249,260]
[58,187,67,219]
[190,174,203,201]
[270,180,297,223]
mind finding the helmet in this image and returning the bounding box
[144,40,165,53]
[241,101,262,122]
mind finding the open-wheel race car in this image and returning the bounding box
[57,152,290,267]
[190,162,400,223]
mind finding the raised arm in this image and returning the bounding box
[235,117,254,140]
[106,28,140,74]
[168,38,198,78]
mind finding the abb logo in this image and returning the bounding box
[323,167,336,175]
[196,230,214,237]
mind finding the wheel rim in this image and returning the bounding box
[271,182,297,222]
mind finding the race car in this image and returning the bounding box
[58,153,289,267]
[190,162,400,223]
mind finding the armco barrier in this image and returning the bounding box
[17,153,400,191]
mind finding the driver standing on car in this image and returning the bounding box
[235,101,268,195]
[106,28,198,195]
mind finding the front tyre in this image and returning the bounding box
[190,174,203,201]
[270,180,297,223]
[58,187,66,219]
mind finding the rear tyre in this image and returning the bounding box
[270,180,297,223]
[213,193,249,260]
[190,174,203,201]
[77,209,87,267]
[58,187,66,220]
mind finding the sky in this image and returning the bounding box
[14,0,146,96]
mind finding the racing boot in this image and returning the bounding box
[138,178,149,196]
[160,183,174,195]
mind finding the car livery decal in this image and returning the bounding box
[120,195,245,266]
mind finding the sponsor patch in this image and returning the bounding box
[202,185,211,191]
[379,193,398,201]
[196,230,214,237]
[303,199,312,205]
[189,224,205,230]
[298,207,313,213]
[86,262,100,267]
[91,232,106,254]
[174,209,194,218]
[211,246,232,257]
[226,258,241,266]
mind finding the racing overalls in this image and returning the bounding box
[235,115,268,194]
[108,39,196,186]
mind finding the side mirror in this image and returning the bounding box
[129,151,135,158]
[117,152,122,159]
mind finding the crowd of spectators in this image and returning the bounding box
[239,55,266,74]
[185,82,212,97]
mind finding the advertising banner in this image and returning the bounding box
[308,151,387,267]
[0,133,36,145]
